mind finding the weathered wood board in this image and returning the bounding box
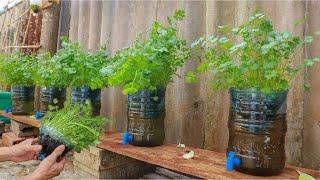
[0,111,40,128]
[98,132,320,179]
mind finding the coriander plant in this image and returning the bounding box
[34,53,65,88]
[0,53,37,86]
[50,37,109,89]
[188,12,320,92]
[101,10,190,95]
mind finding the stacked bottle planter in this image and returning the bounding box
[227,88,287,176]
[71,86,101,116]
[123,88,165,147]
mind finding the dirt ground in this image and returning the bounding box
[0,159,84,179]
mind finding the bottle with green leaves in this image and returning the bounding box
[52,37,109,116]
[189,12,320,175]
[34,53,66,115]
[0,53,37,115]
[102,10,190,146]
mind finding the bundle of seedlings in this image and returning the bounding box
[53,37,109,116]
[101,10,190,146]
[0,53,37,115]
[38,101,108,160]
[34,53,66,114]
[189,11,320,175]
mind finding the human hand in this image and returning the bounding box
[25,145,66,180]
[9,138,42,163]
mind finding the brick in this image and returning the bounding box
[11,120,39,137]
[0,121,4,134]
[2,132,24,146]
[74,159,155,179]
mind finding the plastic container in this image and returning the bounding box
[227,88,288,176]
[38,125,74,160]
[71,86,101,116]
[0,91,11,123]
[39,87,66,114]
[11,86,35,115]
[125,88,165,147]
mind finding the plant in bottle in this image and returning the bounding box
[52,37,110,115]
[188,11,320,176]
[38,101,109,160]
[102,10,190,147]
[0,53,37,115]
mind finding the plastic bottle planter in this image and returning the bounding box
[124,88,165,147]
[227,88,288,176]
[11,86,35,115]
[38,125,74,160]
[71,87,101,116]
[39,87,66,114]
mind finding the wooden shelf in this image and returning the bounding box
[98,132,320,179]
[0,111,41,128]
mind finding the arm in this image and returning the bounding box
[0,139,42,162]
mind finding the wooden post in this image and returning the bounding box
[35,3,61,112]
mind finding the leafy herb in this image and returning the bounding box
[42,101,109,152]
[34,53,65,88]
[101,10,190,95]
[0,53,36,86]
[42,37,109,89]
[188,12,320,92]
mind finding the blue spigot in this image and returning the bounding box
[122,131,133,145]
[226,151,241,172]
[35,112,43,120]
[5,107,12,113]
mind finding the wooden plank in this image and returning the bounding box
[98,132,320,179]
[0,111,40,128]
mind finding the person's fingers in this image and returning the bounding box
[32,145,42,153]
[47,145,65,161]
[31,138,38,144]
[56,157,66,170]
[20,138,34,145]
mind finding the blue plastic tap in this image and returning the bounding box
[35,111,43,120]
[122,131,133,145]
[4,107,12,113]
[226,151,241,172]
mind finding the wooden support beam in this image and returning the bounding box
[98,132,320,179]
[0,111,40,128]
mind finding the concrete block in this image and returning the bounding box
[2,132,24,146]
[74,147,134,171]
[10,120,39,137]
